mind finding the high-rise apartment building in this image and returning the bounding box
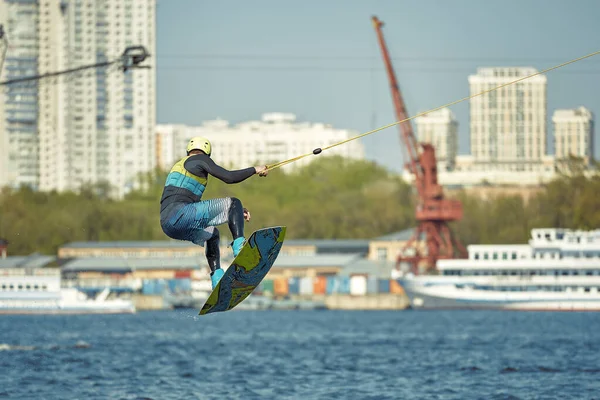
[157,113,366,171]
[414,108,458,171]
[0,0,45,188]
[552,107,594,165]
[0,11,6,188]
[469,67,547,167]
[0,0,156,197]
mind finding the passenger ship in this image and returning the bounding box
[0,268,135,314]
[398,229,600,311]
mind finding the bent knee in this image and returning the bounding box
[229,197,242,207]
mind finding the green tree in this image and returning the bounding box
[1,156,599,255]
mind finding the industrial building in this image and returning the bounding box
[0,230,417,310]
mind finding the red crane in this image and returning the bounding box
[372,16,467,273]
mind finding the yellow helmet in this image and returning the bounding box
[186,136,212,156]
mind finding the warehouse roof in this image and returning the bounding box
[284,239,369,252]
[272,253,363,268]
[372,228,419,242]
[60,253,369,272]
[61,256,207,272]
[340,258,396,278]
[0,254,56,269]
[60,240,197,249]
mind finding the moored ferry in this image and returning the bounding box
[398,228,600,311]
[0,268,135,314]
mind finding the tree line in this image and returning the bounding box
[0,156,598,255]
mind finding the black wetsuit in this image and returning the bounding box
[159,153,255,272]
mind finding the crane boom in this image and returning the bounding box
[372,16,467,272]
[371,17,422,195]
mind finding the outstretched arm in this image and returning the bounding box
[186,155,257,184]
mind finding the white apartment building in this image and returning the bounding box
[414,108,458,171]
[469,67,547,167]
[0,93,5,188]
[0,0,156,197]
[157,113,366,171]
[437,154,557,187]
[0,19,6,189]
[552,106,594,165]
[0,0,43,189]
[0,2,7,188]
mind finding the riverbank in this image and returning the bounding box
[132,293,410,311]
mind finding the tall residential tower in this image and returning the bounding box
[0,0,156,197]
[553,107,594,165]
[415,108,458,171]
[469,67,547,168]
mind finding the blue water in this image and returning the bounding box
[1,310,600,400]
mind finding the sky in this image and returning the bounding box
[156,0,600,173]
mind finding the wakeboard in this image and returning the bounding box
[199,226,286,315]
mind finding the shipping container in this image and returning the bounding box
[274,278,289,296]
[191,270,207,280]
[141,279,168,295]
[313,276,327,295]
[191,279,211,292]
[326,276,337,294]
[168,279,191,293]
[390,279,405,295]
[366,276,378,294]
[174,270,192,279]
[142,280,155,295]
[288,277,300,294]
[378,279,391,294]
[180,278,191,291]
[154,279,167,294]
[338,276,351,294]
[299,277,313,295]
[326,276,351,294]
[261,279,274,295]
[350,275,367,296]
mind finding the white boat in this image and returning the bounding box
[398,228,600,311]
[0,268,135,314]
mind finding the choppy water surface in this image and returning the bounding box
[1,310,599,399]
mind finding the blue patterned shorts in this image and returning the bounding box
[161,198,232,245]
